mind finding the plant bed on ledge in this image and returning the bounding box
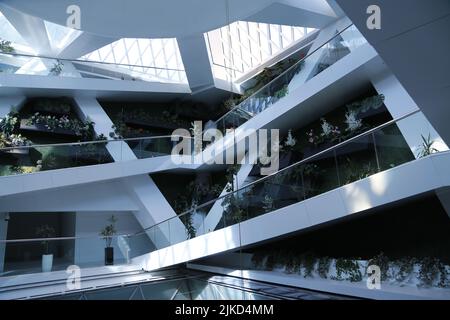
[20,114,95,140]
[0,133,35,157]
[20,119,81,138]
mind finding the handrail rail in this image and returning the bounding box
[134,108,422,234]
[0,134,192,152]
[211,23,355,127]
[0,50,185,72]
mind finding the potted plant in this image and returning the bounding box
[36,224,56,272]
[100,215,117,265]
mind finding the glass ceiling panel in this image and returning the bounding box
[206,21,316,82]
[81,38,187,84]
[44,20,82,53]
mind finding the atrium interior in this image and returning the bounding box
[0,0,449,300]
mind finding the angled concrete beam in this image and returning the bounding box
[335,0,450,146]
[57,32,118,59]
[0,3,52,55]
[177,33,215,91]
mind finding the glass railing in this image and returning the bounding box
[0,233,152,278]
[2,111,446,281]
[0,52,187,84]
[128,110,446,254]
[213,24,366,134]
[0,135,187,177]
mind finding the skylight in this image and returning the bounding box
[206,21,315,82]
[81,38,187,84]
[44,20,82,53]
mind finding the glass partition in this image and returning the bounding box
[215,24,367,134]
[0,52,186,84]
[127,110,444,256]
[0,135,188,177]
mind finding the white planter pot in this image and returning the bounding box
[42,254,53,272]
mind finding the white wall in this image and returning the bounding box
[74,211,143,266]
[371,70,449,157]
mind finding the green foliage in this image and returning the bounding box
[49,60,64,75]
[251,251,266,269]
[180,211,196,239]
[285,254,301,274]
[225,164,240,191]
[437,261,449,288]
[36,224,56,254]
[221,193,247,224]
[273,85,289,99]
[346,94,385,115]
[99,215,117,248]
[418,257,439,287]
[41,153,59,170]
[300,252,316,278]
[417,133,439,158]
[334,258,362,282]
[0,109,20,135]
[34,99,72,114]
[262,194,274,213]
[367,252,390,281]
[318,256,331,279]
[344,159,378,184]
[265,254,275,271]
[9,164,25,175]
[0,38,15,53]
[392,257,416,283]
[26,113,95,141]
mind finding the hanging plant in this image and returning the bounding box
[346,94,385,116]
[0,38,15,53]
[344,109,363,132]
[49,60,64,76]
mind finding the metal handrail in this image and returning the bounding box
[134,108,422,234]
[0,50,185,72]
[212,23,355,126]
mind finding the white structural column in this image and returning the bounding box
[335,0,450,147]
[287,17,350,92]
[370,70,448,157]
[177,34,215,92]
[201,151,258,233]
[0,213,8,273]
[73,97,186,248]
[57,33,119,60]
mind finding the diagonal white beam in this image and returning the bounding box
[57,32,119,59]
[0,3,52,55]
[177,33,215,91]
